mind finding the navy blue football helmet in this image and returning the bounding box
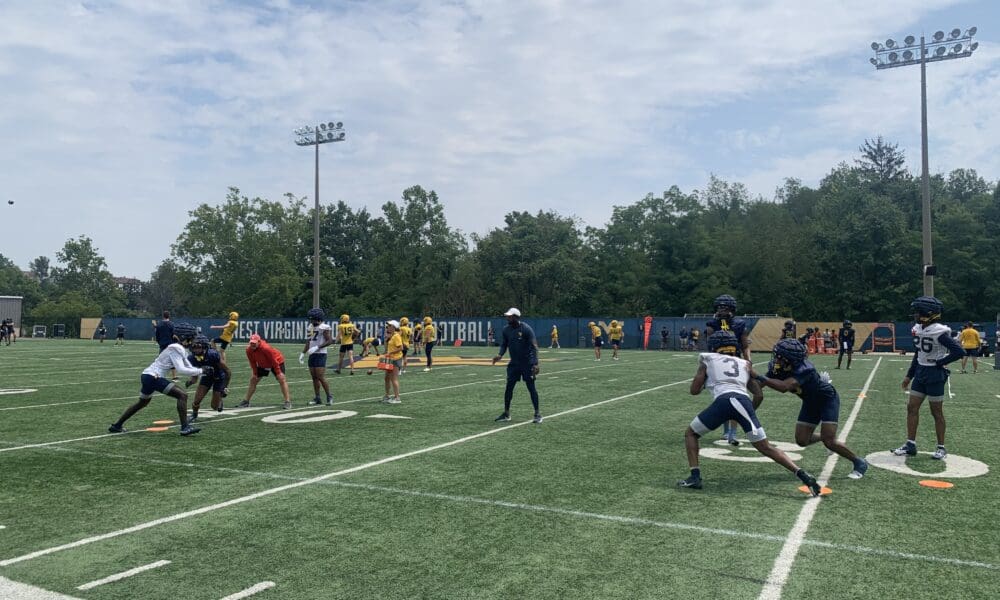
[708,330,739,355]
[911,296,943,324]
[192,335,211,351]
[307,308,326,322]
[843,320,852,328]
[173,322,198,344]
[772,338,807,370]
[713,294,737,315]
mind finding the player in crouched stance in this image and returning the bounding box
[186,335,231,421]
[679,331,821,494]
[754,339,869,479]
[108,322,210,436]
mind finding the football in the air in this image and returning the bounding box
[367,369,373,375]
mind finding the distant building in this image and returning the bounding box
[114,277,144,295]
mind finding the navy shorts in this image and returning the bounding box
[911,364,948,400]
[256,363,286,378]
[691,392,766,442]
[199,373,228,393]
[213,338,230,349]
[964,348,978,357]
[308,353,328,368]
[339,344,354,353]
[797,391,841,426]
[611,339,621,348]
[593,338,603,348]
[139,373,174,399]
[506,364,536,383]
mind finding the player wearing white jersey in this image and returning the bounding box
[108,322,210,436]
[893,296,964,460]
[301,308,335,406]
[677,331,821,495]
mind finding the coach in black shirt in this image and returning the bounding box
[492,307,542,424]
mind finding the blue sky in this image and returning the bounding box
[1,0,997,277]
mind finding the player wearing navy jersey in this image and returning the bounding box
[755,339,869,480]
[115,323,126,345]
[187,335,231,420]
[109,322,209,436]
[705,294,750,446]
[302,308,334,406]
[836,320,856,369]
[678,331,821,495]
[892,296,964,460]
[781,320,797,340]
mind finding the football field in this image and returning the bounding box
[0,340,997,599]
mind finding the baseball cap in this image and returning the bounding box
[386,320,400,328]
[248,333,262,347]
[503,307,521,317]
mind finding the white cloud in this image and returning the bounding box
[0,0,994,276]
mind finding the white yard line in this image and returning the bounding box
[26,443,1000,573]
[76,560,171,590]
[218,581,276,600]
[0,576,83,599]
[757,357,883,600]
[0,377,690,567]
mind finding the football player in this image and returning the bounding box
[301,308,334,405]
[754,339,869,479]
[209,311,239,361]
[187,335,231,420]
[398,317,412,374]
[108,322,208,436]
[589,321,603,361]
[678,331,821,495]
[334,314,357,375]
[836,320,855,369]
[608,320,624,360]
[705,294,750,445]
[781,320,797,340]
[892,296,964,459]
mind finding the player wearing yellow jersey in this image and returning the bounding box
[398,317,413,374]
[422,316,437,371]
[413,322,423,353]
[589,321,603,361]
[608,320,624,360]
[382,320,404,404]
[550,324,560,348]
[335,314,357,375]
[958,321,982,374]
[209,311,239,361]
[360,336,380,357]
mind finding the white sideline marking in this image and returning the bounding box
[366,414,413,419]
[76,559,171,590]
[947,378,954,399]
[0,378,690,567]
[27,445,1000,573]
[0,576,82,599]
[757,357,883,600]
[219,581,276,599]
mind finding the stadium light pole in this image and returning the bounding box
[870,27,978,297]
[294,121,346,309]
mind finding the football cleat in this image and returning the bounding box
[796,470,821,496]
[236,400,251,408]
[677,476,703,489]
[282,401,292,410]
[848,458,869,479]
[892,443,917,456]
[932,446,947,460]
[494,413,511,422]
[179,425,201,436]
[532,414,543,424]
[308,398,323,405]
[108,424,126,434]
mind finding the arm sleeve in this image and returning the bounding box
[497,329,508,357]
[527,327,538,365]
[936,333,965,366]
[906,352,918,379]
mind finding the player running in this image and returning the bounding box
[108,322,208,436]
[892,296,964,459]
[678,331,821,495]
[754,339,869,479]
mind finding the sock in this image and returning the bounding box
[907,439,916,446]
[691,468,701,479]
[937,444,946,449]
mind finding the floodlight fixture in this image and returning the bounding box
[868,25,978,296]
[292,118,347,308]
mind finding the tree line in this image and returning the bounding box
[3,138,998,333]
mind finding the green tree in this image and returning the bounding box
[49,236,126,315]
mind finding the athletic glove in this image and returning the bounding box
[298,353,305,364]
[201,366,215,378]
[306,346,318,356]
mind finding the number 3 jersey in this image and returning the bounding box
[699,353,750,398]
